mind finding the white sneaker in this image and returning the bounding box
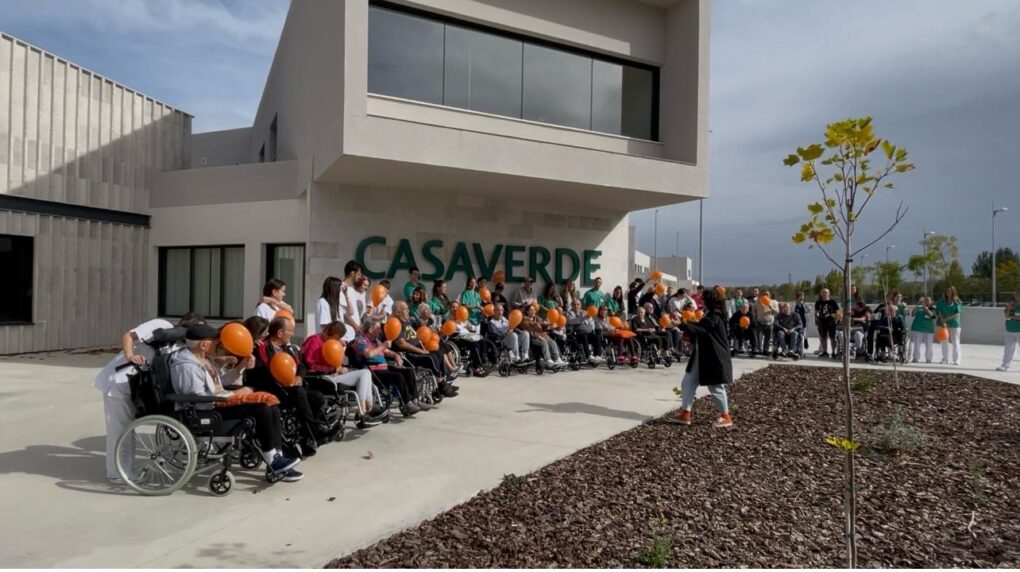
[509,351,519,363]
[556,359,568,367]
[544,360,557,368]
[995,365,1009,372]
[940,359,949,365]
[521,354,530,362]
[951,361,959,366]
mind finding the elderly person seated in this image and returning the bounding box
[450,301,488,377]
[390,301,459,397]
[170,323,301,481]
[300,320,379,426]
[772,302,804,360]
[631,304,667,353]
[567,298,603,363]
[487,303,530,363]
[728,301,757,356]
[520,304,566,368]
[352,316,427,417]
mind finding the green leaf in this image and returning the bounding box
[799,144,825,161]
[807,203,824,215]
[800,223,812,233]
[783,154,800,166]
[800,163,815,182]
[825,198,837,207]
[894,163,915,173]
[895,149,908,162]
[792,233,807,244]
[881,140,895,160]
[884,182,894,189]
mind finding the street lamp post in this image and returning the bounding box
[993,203,1009,305]
[698,199,704,284]
[653,209,659,266]
[675,231,681,283]
[885,245,895,263]
[922,229,936,296]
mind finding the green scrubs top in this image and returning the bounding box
[910,305,935,333]
[935,299,962,329]
[582,289,605,310]
[1006,303,1020,333]
[605,298,620,316]
[403,281,422,301]
[460,290,482,323]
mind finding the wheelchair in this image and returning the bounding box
[635,333,674,369]
[118,331,263,496]
[563,329,616,371]
[834,327,869,361]
[491,333,544,377]
[871,328,909,365]
[730,326,756,357]
[445,334,499,377]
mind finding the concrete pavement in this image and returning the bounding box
[0,344,1014,567]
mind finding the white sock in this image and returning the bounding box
[265,448,278,460]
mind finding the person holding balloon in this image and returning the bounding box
[448,302,488,377]
[511,276,538,310]
[171,323,303,481]
[520,304,567,368]
[255,278,291,320]
[567,299,604,363]
[487,303,530,363]
[605,286,625,318]
[560,279,580,309]
[728,301,756,356]
[935,285,963,365]
[751,290,779,356]
[491,282,511,315]
[352,316,425,417]
[631,303,666,353]
[301,321,380,425]
[429,279,454,323]
[581,277,607,311]
[665,288,734,428]
[390,302,460,397]
[459,276,483,324]
[251,317,332,455]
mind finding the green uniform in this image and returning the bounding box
[605,298,621,316]
[460,290,482,323]
[1006,303,1020,333]
[403,280,423,301]
[896,302,907,319]
[581,289,605,310]
[910,305,935,333]
[935,299,963,329]
[429,297,450,321]
[408,300,423,320]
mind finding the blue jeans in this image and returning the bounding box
[680,357,729,414]
[773,329,801,354]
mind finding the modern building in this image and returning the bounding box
[0,0,710,353]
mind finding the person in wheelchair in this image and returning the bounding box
[250,317,331,455]
[867,303,906,362]
[353,316,427,416]
[728,302,756,356]
[171,323,302,481]
[630,304,667,354]
[301,320,383,424]
[390,302,459,397]
[771,303,804,360]
[487,303,530,363]
[521,304,567,368]
[835,300,871,359]
[449,301,489,377]
[751,290,778,356]
[595,306,626,362]
[566,299,604,364]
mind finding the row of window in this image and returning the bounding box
[158,244,305,320]
[368,3,658,141]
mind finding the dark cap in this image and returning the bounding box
[523,276,534,283]
[495,282,505,289]
[185,323,220,341]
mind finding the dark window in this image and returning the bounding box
[269,115,278,162]
[0,235,33,324]
[158,246,244,319]
[266,244,305,320]
[258,144,265,163]
[368,6,445,105]
[367,1,659,140]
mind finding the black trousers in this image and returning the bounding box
[639,333,667,352]
[248,378,324,430]
[730,326,755,351]
[405,351,445,378]
[372,367,417,404]
[574,331,604,358]
[218,404,282,451]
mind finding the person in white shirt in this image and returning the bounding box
[94,313,202,483]
[337,261,365,343]
[255,278,288,320]
[487,304,529,363]
[375,279,395,316]
[511,277,538,310]
[315,276,344,332]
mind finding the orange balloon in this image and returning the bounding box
[270,352,298,387]
[442,319,458,336]
[609,316,624,329]
[508,309,523,329]
[220,323,253,357]
[371,284,388,307]
[557,315,567,328]
[547,308,561,324]
[274,309,294,322]
[425,337,440,352]
[619,330,637,339]
[455,305,470,323]
[760,294,772,307]
[620,322,631,331]
[935,326,949,342]
[416,326,433,345]
[586,305,598,318]
[531,301,540,313]
[649,271,662,281]
[322,339,344,368]
[659,315,671,328]
[682,309,696,322]
[479,287,491,302]
[739,315,751,329]
[714,285,726,297]
[695,310,704,321]
[482,304,495,317]
[384,316,402,342]
[654,283,666,295]
[493,271,506,284]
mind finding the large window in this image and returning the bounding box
[266,244,305,320]
[0,235,33,324]
[159,246,244,319]
[368,2,659,140]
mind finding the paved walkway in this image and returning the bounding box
[0,344,1014,567]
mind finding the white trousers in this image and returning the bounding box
[1002,331,1020,368]
[940,327,961,364]
[911,331,933,363]
[103,393,135,480]
[323,369,374,405]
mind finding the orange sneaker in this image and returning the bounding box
[713,412,734,429]
[665,410,692,425]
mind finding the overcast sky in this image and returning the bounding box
[2,0,1018,285]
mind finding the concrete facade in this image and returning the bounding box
[1,0,711,351]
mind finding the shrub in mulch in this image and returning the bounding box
[326,366,1020,568]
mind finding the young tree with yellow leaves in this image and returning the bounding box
[783,116,915,568]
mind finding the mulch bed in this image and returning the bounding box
[327,366,1020,568]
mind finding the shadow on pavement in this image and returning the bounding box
[516,402,649,421]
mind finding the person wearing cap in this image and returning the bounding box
[491,282,510,315]
[511,276,538,310]
[170,323,302,481]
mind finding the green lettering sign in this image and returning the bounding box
[529,246,553,285]
[421,239,445,281]
[504,245,526,283]
[444,241,475,280]
[582,249,602,287]
[387,239,418,278]
[555,248,580,283]
[355,236,387,279]
[472,243,503,279]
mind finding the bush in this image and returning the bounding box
[868,408,925,455]
[852,375,877,392]
[635,515,673,568]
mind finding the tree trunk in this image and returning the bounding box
[843,255,858,568]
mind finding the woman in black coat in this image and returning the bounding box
[665,287,734,428]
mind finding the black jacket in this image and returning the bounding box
[681,310,733,386]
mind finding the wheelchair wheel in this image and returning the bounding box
[239,439,263,470]
[477,339,500,374]
[605,347,617,370]
[443,340,463,371]
[208,471,235,496]
[116,415,197,496]
[282,410,300,442]
[498,361,511,377]
[662,352,674,368]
